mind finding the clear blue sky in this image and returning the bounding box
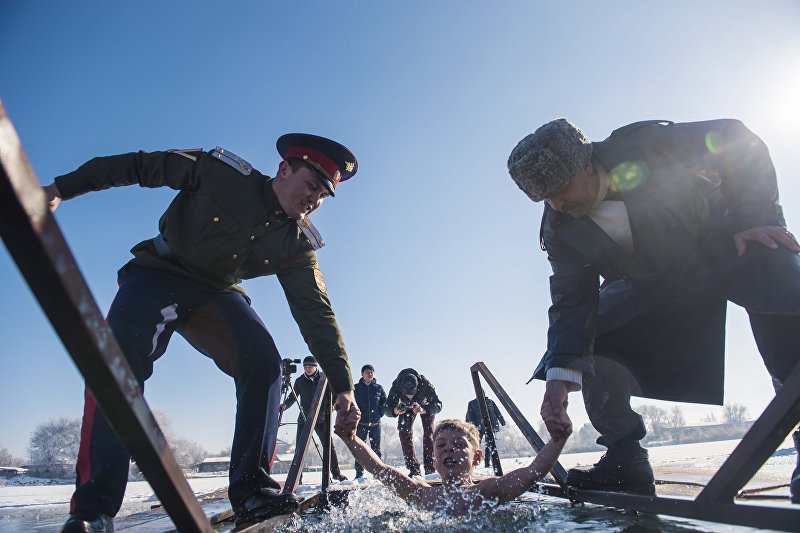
[2,1,799,458]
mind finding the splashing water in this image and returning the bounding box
[277,483,719,532]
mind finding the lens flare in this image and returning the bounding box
[609,160,649,192]
[704,131,725,154]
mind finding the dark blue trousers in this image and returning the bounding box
[71,264,283,516]
[354,423,381,477]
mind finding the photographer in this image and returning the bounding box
[282,356,347,481]
[384,368,442,477]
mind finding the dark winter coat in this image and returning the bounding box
[465,398,506,433]
[354,378,387,425]
[534,119,800,404]
[54,149,353,393]
[384,368,442,417]
[283,370,329,424]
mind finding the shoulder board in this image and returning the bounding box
[210,146,253,175]
[607,120,674,140]
[167,148,203,161]
[297,218,325,250]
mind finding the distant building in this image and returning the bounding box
[0,466,27,478]
[23,462,74,479]
[194,439,292,473]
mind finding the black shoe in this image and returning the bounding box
[234,487,301,526]
[333,472,348,481]
[409,468,421,478]
[566,440,656,495]
[791,431,799,504]
[61,514,114,533]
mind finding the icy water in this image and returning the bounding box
[278,485,753,533]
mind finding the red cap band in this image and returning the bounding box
[285,146,341,185]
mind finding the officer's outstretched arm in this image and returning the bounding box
[43,183,61,212]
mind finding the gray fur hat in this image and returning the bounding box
[507,118,593,201]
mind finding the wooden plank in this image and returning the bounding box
[0,102,211,532]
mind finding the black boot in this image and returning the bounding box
[234,487,301,526]
[233,468,300,525]
[791,430,799,504]
[566,440,656,495]
[61,514,114,533]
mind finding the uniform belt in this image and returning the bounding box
[153,234,175,260]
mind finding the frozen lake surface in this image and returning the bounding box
[1,437,796,532]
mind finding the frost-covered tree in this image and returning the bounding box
[635,404,668,438]
[0,445,25,467]
[27,417,81,465]
[150,409,206,468]
[701,411,718,424]
[723,403,749,424]
[665,406,686,429]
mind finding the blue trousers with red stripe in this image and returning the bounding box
[71,264,283,517]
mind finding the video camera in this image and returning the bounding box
[282,357,301,376]
[281,358,301,395]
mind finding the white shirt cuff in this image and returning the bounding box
[546,367,582,392]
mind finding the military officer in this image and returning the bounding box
[508,118,800,498]
[46,134,362,532]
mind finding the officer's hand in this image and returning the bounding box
[540,380,572,440]
[333,391,360,439]
[280,403,286,412]
[43,183,61,212]
[734,226,800,256]
[412,402,424,414]
[394,406,406,416]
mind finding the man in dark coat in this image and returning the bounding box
[507,118,800,498]
[465,397,506,467]
[384,368,442,476]
[46,134,363,531]
[353,364,387,478]
[282,356,347,481]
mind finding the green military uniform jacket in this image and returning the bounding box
[54,148,353,393]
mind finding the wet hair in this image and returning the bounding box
[433,419,480,450]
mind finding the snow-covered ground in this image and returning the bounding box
[0,436,796,532]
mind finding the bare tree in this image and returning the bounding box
[701,411,718,424]
[27,417,81,465]
[665,406,686,429]
[635,404,667,438]
[566,423,603,452]
[0,446,25,467]
[723,403,749,424]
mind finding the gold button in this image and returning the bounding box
[213,216,220,222]
[232,254,238,260]
[250,235,255,240]
[263,259,270,265]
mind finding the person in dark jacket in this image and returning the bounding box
[508,118,800,498]
[282,356,347,481]
[465,397,506,467]
[352,364,387,478]
[47,135,362,532]
[384,368,442,476]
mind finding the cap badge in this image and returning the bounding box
[344,161,355,173]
